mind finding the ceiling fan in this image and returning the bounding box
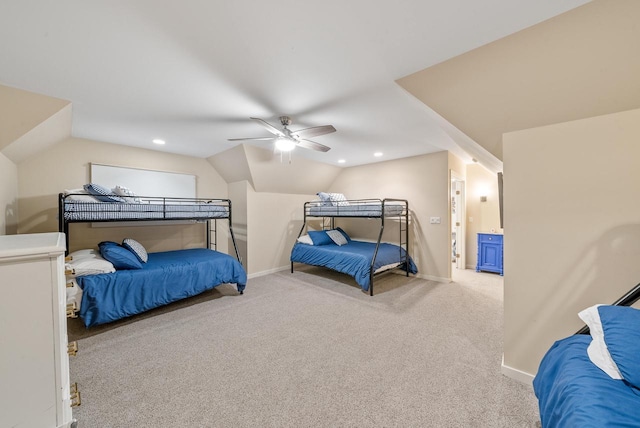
[228,116,336,152]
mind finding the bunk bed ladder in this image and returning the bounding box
[399,202,409,277]
[207,219,217,251]
[369,213,385,296]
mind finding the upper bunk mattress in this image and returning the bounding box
[306,201,406,217]
[63,200,230,221]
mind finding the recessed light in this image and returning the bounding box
[153,139,166,145]
[374,152,383,157]
[338,159,346,164]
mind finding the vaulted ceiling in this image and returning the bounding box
[0,0,592,170]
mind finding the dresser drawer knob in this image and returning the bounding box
[66,302,78,318]
[68,341,78,356]
[70,382,81,407]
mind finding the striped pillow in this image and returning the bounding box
[122,238,148,263]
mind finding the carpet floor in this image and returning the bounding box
[69,266,540,427]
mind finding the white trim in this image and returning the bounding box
[248,265,290,279]
[414,272,451,283]
[501,355,535,386]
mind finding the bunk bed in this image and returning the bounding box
[533,283,640,427]
[290,197,417,295]
[59,190,246,327]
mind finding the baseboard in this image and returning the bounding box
[414,272,451,283]
[248,265,290,279]
[501,355,535,386]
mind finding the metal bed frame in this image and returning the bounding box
[291,198,411,296]
[58,193,241,263]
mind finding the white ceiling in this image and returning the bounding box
[0,0,590,166]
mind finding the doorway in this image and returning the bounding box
[451,173,466,276]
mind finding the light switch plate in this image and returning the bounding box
[430,216,441,224]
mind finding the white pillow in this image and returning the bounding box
[297,235,314,245]
[112,185,142,203]
[68,248,99,260]
[326,229,348,246]
[578,304,623,379]
[328,193,349,207]
[66,253,116,276]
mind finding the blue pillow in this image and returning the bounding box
[99,241,143,269]
[307,230,334,246]
[336,227,351,243]
[84,183,125,203]
[599,305,640,389]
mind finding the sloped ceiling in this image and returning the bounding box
[208,144,341,195]
[397,0,640,161]
[0,85,71,156]
[0,0,590,167]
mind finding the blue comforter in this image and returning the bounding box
[533,335,640,427]
[77,248,246,327]
[290,240,417,292]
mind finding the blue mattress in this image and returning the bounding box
[290,240,417,292]
[533,335,640,427]
[76,248,246,327]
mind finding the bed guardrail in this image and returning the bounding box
[575,281,640,335]
[58,193,241,263]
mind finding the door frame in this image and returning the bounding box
[450,171,466,274]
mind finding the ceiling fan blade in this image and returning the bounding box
[227,137,277,142]
[291,125,336,140]
[297,139,331,152]
[250,117,285,137]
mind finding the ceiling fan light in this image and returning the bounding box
[275,137,296,152]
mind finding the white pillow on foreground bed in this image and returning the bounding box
[578,304,623,379]
[66,249,116,276]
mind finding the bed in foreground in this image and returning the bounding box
[76,248,246,327]
[533,303,640,427]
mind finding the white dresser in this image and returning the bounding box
[0,233,77,428]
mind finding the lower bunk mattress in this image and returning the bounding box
[533,334,640,427]
[290,240,417,292]
[76,248,246,327]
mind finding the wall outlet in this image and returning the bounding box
[430,216,441,224]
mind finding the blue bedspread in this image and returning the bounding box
[290,240,417,292]
[77,248,246,327]
[533,335,640,427]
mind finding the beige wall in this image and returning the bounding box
[465,164,502,269]
[0,153,19,235]
[328,151,451,282]
[247,188,314,276]
[18,137,230,254]
[503,108,640,377]
[228,181,249,267]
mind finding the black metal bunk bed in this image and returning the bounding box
[58,192,246,327]
[290,198,416,296]
[58,192,241,261]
